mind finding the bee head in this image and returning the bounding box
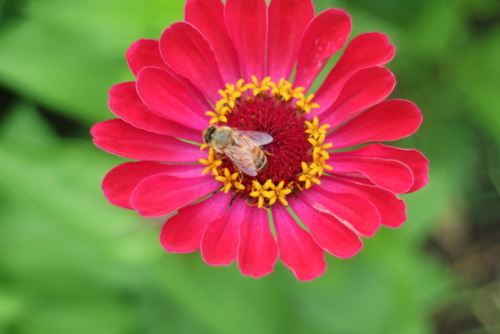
[203,126,217,144]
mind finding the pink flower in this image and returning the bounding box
[91,0,428,280]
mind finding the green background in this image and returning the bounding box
[0,0,498,333]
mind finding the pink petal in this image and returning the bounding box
[160,22,225,103]
[225,0,267,81]
[185,0,240,84]
[109,82,201,142]
[131,175,220,217]
[267,0,314,81]
[330,99,423,149]
[271,204,326,281]
[318,66,396,128]
[314,32,395,111]
[103,161,205,210]
[126,39,169,76]
[294,9,351,91]
[323,176,406,228]
[201,197,250,266]
[136,67,209,131]
[301,187,380,237]
[160,192,232,253]
[290,199,362,258]
[126,38,209,103]
[331,155,414,194]
[335,143,429,193]
[238,207,278,278]
[91,119,205,162]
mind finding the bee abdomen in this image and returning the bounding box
[253,147,268,171]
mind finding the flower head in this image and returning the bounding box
[91,0,428,280]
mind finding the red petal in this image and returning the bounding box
[267,0,314,81]
[109,82,201,142]
[103,161,205,210]
[271,204,326,281]
[126,39,169,76]
[225,0,267,81]
[294,9,351,91]
[323,176,407,228]
[201,197,250,265]
[131,175,220,217]
[290,199,363,258]
[160,192,232,253]
[136,67,209,131]
[160,22,224,103]
[315,32,395,110]
[185,0,240,84]
[238,207,278,278]
[330,99,423,149]
[335,143,429,193]
[126,38,208,103]
[331,155,414,194]
[318,66,396,128]
[301,187,380,237]
[91,119,205,162]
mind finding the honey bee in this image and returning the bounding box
[203,125,273,176]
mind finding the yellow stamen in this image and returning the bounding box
[199,148,223,176]
[248,76,272,96]
[215,168,246,193]
[308,133,333,151]
[312,146,330,160]
[305,117,331,140]
[218,83,242,108]
[215,101,231,118]
[269,78,294,100]
[298,162,321,189]
[296,92,320,113]
[264,181,292,206]
[206,110,227,124]
[310,157,333,176]
[249,180,274,208]
[235,79,248,93]
[306,132,333,177]
[291,86,305,99]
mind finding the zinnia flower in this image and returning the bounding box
[91,0,428,280]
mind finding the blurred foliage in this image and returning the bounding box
[0,0,499,333]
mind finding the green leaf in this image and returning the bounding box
[0,0,184,124]
[453,29,500,144]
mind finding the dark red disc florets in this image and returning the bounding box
[224,94,311,188]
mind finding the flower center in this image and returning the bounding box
[200,76,332,208]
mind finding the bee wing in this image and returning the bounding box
[223,145,258,176]
[236,130,273,146]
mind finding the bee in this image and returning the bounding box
[202,125,273,176]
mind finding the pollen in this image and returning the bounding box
[201,76,332,208]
